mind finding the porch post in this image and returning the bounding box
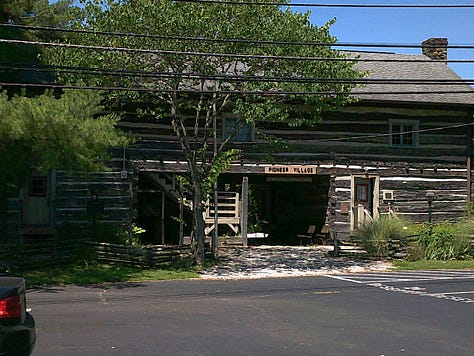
[161,192,165,245]
[211,101,218,258]
[467,125,472,216]
[179,180,184,246]
[241,176,249,247]
[212,185,218,257]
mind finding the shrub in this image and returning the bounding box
[56,221,88,240]
[85,222,146,245]
[455,218,474,238]
[409,222,473,261]
[354,215,411,258]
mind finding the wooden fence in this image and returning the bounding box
[0,240,195,270]
[88,242,194,268]
[0,239,90,270]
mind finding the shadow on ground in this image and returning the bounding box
[201,246,391,279]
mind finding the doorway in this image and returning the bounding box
[220,174,330,245]
[351,175,380,230]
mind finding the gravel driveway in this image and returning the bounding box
[200,245,392,279]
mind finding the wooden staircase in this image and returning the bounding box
[147,172,241,236]
[148,172,193,211]
[204,192,241,235]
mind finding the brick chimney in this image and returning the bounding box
[422,38,448,61]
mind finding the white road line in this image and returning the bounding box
[368,283,474,305]
[376,271,474,277]
[338,273,474,280]
[322,275,365,283]
[337,276,474,284]
[439,291,474,295]
[325,272,474,284]
[324,271,474,305]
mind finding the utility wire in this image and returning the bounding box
[1,22,473,51]
[116,117,474,144]
[315,122,474,143]
[2,81,473,95]
[2,63,474,85]
[175,0,474,8]
[112,111,474,146]
[2,38,474,64]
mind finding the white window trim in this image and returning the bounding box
[389,119,419,147]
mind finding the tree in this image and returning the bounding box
[44,0,364,263]
[0,89,129,176]
[0,89,130,237]
[0,0,130,180]
[0,0,130,238]
[0,0,81,71]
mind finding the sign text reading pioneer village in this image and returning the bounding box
[264,165,318,175]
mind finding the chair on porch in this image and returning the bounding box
[297,225,317,245]
[297,225,330,245]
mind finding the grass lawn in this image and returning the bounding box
[392,259,474,270]
[20,261,200,287]
[17,258,474,287]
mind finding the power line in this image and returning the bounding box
[175,0,474,8]
[317,122,474,143]
[110,109,474,146]
[0,37,357,61]
[2,63,474,85]
[2,81,473,96]
[1,22,473,51]
[278,123,474,147]
[2,38,474,65]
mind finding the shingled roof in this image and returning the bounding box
[350,50,474,106]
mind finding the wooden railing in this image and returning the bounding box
[353,204,374,228]
[204,191,240,235]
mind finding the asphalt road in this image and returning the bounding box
[28,271,474,356]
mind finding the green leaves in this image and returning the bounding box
[202,148,241,195]
[8,0,365,258]
[0,89,131,188]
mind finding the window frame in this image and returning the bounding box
[389,119,419,147]
[29,176,48,197]
[222,117,254,143]
[355,183,369,202]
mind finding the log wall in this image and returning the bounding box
[5,102,473,242]
[121,105,473,166]
[55,170,133,228]
[330,168,468,239]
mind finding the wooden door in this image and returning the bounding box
[22,174,51,228]
[351,175,380,230]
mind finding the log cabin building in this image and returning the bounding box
[5,38,474,246]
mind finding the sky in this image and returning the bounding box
[290,0,473,81]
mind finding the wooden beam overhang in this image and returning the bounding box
[132,159,468,178]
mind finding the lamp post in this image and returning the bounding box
[425,192,435,224]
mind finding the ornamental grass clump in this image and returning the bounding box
[354,215,411,258]
[410,222,473,261]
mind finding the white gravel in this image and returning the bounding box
[200,245,392,280]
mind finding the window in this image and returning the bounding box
[355,184,369,202]
[223,118,253,142]
[29,176,47,197]
[389,120,419,147]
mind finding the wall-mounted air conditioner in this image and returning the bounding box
[382,190,394,201]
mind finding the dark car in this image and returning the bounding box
[0,266,36,356]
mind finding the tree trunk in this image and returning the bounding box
[191,186,206,265]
